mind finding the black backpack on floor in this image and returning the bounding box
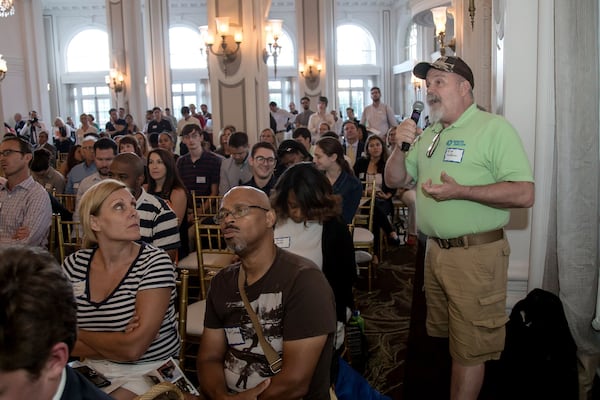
[487,288,579,399]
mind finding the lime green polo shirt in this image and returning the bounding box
[405,104,534,238]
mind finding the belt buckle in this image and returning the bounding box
[436,238,451,249]
[269,358,283,374]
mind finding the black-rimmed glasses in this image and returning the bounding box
[254,156,276,165]
[426,129,444,158]
[0,149,25,157]
[215,205,270,224]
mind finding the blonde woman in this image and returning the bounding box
[62,179,179,400]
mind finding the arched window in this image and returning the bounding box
[336,24,376,65]
[407,23,418,61]
[66,29,109,72]
[169,26,206,69]
[266,29,295,67]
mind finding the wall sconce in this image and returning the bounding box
[263,19,283,77]
[105,69,124,93]
[299,57,321,83]
[0,0,15,18]
[201,17,242,74]
[468,0,476,29]
[431,7,455,56]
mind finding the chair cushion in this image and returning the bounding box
[203,253,235,268]
[186,300,206,336]
[177,252,199,270]
[354,250,373,264]
[176,252,234,270]
[353,227,374,243]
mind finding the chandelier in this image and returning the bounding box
[0,0,14,18]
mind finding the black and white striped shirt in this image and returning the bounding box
[136,189,181,251]
[62,244,179,363]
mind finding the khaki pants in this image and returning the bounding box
[577,351,600,400]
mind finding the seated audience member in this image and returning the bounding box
[176,124,223,197]
[200,130,215,153]
[318,122,331,138]
[0,136,52,247]
[75,113,98,145]
[259,127,278,147]
[243,141,278,195]
[125,114,139,135]
[62,179,179,400]
[65,135,98,194]
[109,152,181,261]
[218,131,252,195]
[197,186,336,399]
[135,132,150,159]
[73,138,118,225]
[118,134,144,159]
[292,127,315,155]
[31,148,66,194]
[147,148,190,257]
[214,125,235,158]
[354,134,402,247]
[59,144,83,178]
[157,132,178,160]
[0,246,112,400]
[34,130,57,167]
[313,137,362,224]
[275,139,312,178]
[272,162,356,350]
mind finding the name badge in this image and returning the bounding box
[73,182,80,189]
[196,176,207,184]
[444,148,464,163]
[274,236,291,248]
[225,326,245,346]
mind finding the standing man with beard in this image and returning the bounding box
[385,56,535,400]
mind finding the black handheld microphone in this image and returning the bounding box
[401,101,425,151]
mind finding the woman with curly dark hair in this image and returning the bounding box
[271,162,356,350]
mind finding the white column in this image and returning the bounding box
[143,0,173,109]
[106,0,149,122]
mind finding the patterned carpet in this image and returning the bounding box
[354,245,417,400]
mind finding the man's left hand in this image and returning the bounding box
[421,171,462,202]
[12,226,30,240]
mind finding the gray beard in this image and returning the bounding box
[429,107,443,124]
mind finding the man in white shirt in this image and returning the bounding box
[360,87,397,137]
[307,96,342,141]
[269,101,296,143]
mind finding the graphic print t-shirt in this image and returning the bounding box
[204,248,336,399]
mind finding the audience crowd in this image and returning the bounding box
[1,94,419,399]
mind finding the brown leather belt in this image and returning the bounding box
[431,229,504,249]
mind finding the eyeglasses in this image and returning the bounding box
[254,156,276,165]
[215,205,270,224]
[426,129,444,158]
[0,149,25,157]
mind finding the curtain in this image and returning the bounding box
[544,0,600,355]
